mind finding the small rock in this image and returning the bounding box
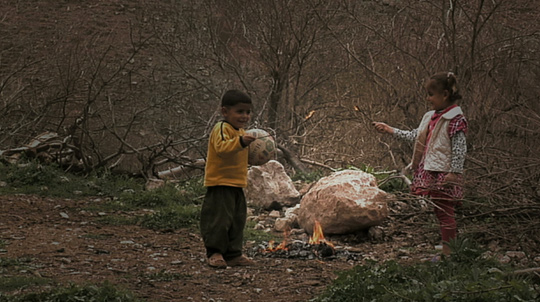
[368,226,384,241]
[506,251,526,259]
[269,210,281,218]
[290,228,305,235]
[488,267,503,274]
[274,218,292,232]
[246,215,258,222]
[499,255,511,264]
[487,240,500,251]
[59,212,70,219]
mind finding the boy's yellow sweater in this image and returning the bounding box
[204,121,248,188]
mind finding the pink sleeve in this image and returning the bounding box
[448,115,468,137]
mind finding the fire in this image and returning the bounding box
[265,230,289,252]
[309,221,334,248]
[266,239,288,252]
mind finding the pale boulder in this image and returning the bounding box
[245,160,301,209]
[297,170,391,235]
[273,204,301,232]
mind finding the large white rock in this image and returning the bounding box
[297,170,391,235]
[245,160,301,210]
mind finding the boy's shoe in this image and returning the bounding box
[226,255,254,267]
[208,253,227,268]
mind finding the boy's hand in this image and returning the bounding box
[372,122,394,134]
[241,134,256,146]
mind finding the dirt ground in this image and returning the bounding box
[0,193,450,302]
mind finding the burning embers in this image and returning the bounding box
[250,221,342,260]
[309,221,334,248]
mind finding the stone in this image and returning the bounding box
[274,217,293,232]
[284,204,300,227]
[268,210,281,218]
[297,170,391,235]
[368,226,384,241]
[505,251,526,259]
[246,160,301,210]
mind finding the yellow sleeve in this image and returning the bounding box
[204,122,249,188]
[211,122,244,156]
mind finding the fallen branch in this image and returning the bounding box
[299,158,336,171]
[157,159,206,179]
[509,267,540,275]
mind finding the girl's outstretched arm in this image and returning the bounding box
[372,122,394,134]
[373,122,418,142]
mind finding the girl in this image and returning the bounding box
[373,72,468,257]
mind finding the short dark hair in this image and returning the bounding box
[221,90,252,107]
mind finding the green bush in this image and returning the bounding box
[0,282,143,302]
[316,238,539,302]
[139,205,200,230]
[119,179,204,209]
[0,276,50,293]
[0,161,145,197]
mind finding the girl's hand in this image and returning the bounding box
[372,122,394,134]
[443,172,461,186]
[241,134,256,146]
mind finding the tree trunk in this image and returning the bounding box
[278,144,309,174]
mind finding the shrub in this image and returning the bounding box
[316,238,539,302]
[0,282,143,302]
[138,205,200,230]
[0,161,145,197]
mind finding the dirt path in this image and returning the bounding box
[0,194,439,301]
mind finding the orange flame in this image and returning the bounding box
[265,230,289,252]
[266,239,288,252]
[309,221,334,248]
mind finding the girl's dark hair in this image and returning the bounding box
[221,89,252,107]
[428,72,462,102]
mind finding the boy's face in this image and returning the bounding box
[221,103,252,129]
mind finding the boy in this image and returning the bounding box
[200,89,256,268]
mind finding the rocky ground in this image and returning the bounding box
[1,194,537,302]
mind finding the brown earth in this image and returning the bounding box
[1,2,538,301]
[0,193,449,302]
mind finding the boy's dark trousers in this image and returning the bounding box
[200,186,247,260]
